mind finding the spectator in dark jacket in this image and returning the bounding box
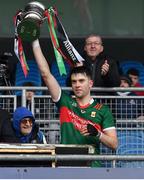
[0,109,19,143]
[83,34,120,88]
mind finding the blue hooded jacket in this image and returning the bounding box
[13,107,44,143]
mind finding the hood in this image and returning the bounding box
[13,107,35,136]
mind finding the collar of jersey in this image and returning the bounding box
[78,98,94,109]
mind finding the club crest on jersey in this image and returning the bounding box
[81,109,86,113]
[91,111,96,117]
[72,102,77,107]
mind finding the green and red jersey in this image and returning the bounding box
[56,91,115,167]
[56,91,115,152]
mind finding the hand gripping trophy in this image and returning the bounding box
[14,1,84,76]
[16,1,46,42]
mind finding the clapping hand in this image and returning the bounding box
[101,60,109,76]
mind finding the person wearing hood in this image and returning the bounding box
[12,107,46,144]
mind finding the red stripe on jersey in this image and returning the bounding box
[59,106,102,132]
[94,103,103,110]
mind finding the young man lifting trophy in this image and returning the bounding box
[14,1,85,77]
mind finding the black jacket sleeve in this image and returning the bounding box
[102,58,120,87]
[83,55,120,87]
[0,109,19,143]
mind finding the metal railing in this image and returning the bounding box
[0,86,144,168]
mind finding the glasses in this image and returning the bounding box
[86,42,102,46]
[21,118,33,125]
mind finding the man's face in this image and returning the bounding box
[128,74,139,86]
[84,36,103,60]
[71,73,93,98]
[26,91,35,101]
[120,80,130,88]
[20,118,33,135]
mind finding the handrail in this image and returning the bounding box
[0,154,143,161]
[0,86,144,92]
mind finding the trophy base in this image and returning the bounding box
[17,18,40,42]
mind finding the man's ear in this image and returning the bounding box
[89,80,94,88]
[100,45,104,53]
[84,44,87,52]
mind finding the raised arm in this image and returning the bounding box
[32,39,61,101]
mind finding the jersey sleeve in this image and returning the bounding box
[55,91,72,110]
[101,105,116,130]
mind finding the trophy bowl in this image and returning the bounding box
[17,1,45,42]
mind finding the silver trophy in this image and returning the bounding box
[17,1,46,42]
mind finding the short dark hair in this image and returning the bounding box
[23,82,35,87]
[127,68,139,77]
[120,75,132,86]
[22,82,35,93]
[85,34,103,45]
[70,66,92,79]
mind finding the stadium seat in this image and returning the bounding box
[15,60,42,95]
[116,130,144,167]
[120,60,144,85]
